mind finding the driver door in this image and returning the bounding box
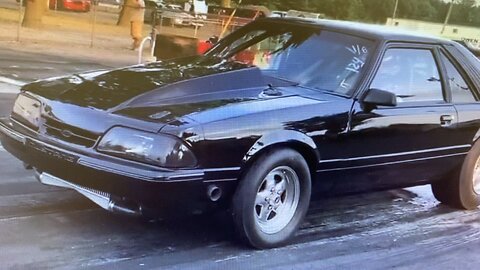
[325,45,466,192]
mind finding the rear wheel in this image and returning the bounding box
[232,148,311,249]
[431,141,480,210]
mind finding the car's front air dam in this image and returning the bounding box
[35,171,143,216]
[0,117,240,216]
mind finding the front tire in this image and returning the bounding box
[431,141,480,210]
[232,148,311,249]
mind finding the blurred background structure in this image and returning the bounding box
[0,0,479,64]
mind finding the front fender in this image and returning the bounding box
[242,130,319,165]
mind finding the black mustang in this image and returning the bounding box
[2,18,480,249]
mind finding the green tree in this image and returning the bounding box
[208,0,480,27]
[415,0,438,21]
[347,0,367,21]
[361,0,395,22]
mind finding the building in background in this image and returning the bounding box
[387,18,480,48]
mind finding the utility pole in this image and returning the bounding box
[391,0,399,25]
[441,0,454,35]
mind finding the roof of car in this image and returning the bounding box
[262,17,453,45]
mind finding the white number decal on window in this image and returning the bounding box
[346,57,366,73]
[346,45,368,56]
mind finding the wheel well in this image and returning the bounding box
[240,142,319,180]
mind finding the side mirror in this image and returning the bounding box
[362,88,397,108]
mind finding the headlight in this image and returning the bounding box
[12,94,41,129]
[97,127,197,168]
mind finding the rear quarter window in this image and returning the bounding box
[439,51,476,103]
[445,44,480,96]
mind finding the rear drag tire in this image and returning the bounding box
[431,141,480,210]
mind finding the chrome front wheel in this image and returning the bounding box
[254,166,300,234]
[232,148,311,249]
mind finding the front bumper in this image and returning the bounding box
[0,118,239,215]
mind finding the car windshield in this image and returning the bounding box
[207,21,375,95]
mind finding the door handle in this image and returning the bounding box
[440,115,454,126]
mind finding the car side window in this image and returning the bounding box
[439,52,477,103]
[371,48,444,103]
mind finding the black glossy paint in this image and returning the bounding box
[2,18,480,213]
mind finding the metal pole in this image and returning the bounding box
[159,14,163,34]
[441,1,454,35]
[90,0,97,48]
[149,11,157,48]
[16,0,22,42]
[138,36,152,64]
[392,0,399,25]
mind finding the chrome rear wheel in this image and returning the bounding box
[473,156,480,195]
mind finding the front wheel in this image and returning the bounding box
[232,148,311,249]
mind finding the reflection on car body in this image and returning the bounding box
[3,18,480,249]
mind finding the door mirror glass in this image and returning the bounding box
[362,88,397,107]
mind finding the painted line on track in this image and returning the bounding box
[0,76,26,94]
[0,76,26,87]
[0,82,21,94]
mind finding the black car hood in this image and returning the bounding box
[23,56,263,110]
[21,56,299,133]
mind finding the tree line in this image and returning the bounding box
[208,0,480,27]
